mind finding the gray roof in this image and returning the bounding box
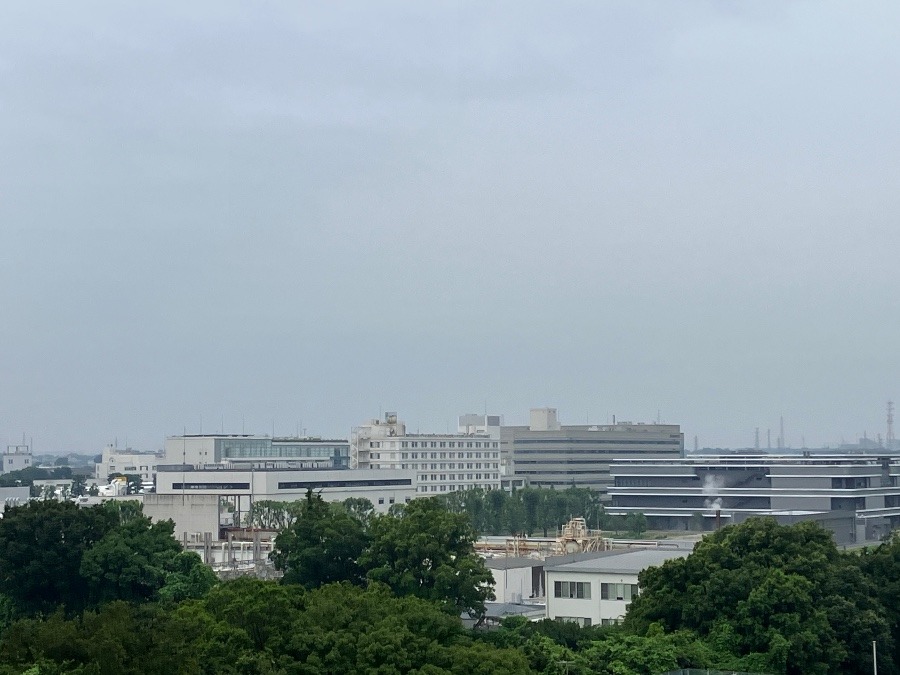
[484,556,544,570]
[545,548,690,574]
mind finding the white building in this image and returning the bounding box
[95,444,161,485]
[351,413,503,494]
[484,557,546,604]
[154,464,416,527]
[0,486,29,516]
[1,445,32,475]
[545,548,691,627]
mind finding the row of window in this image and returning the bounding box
[370,452,500,460]
[400,463,499,470]
[417,484,492,493]
[554,581,591,599]
[418,473,500,482]
[370,441,500,449]
[553,582,639,602]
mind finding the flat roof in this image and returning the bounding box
[546,548,690,574]
[484,556,544,570]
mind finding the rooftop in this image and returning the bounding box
[546,548,691,574]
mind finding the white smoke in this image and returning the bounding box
[702,474,725,511]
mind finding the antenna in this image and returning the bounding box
[888,401,895,448]
[767,428,771,450]
[755,427,760,451]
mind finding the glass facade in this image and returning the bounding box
[215,438,350,468]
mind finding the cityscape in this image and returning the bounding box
[4,1,900,673]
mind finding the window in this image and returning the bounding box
[600,583,638,601]
[553,581,591,599]
[378,498,385,505]
[557,616,592,627]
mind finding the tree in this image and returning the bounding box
[626,517,893,675]
[0,501,117,615]
[340,497,375,525]
[360,497,495,618]
[80,515,189,605]
[625,512,647,538]
[272,490,369,589]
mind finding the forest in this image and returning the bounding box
[1,493,900,674]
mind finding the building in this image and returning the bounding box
[164,435,350,469]
[351,413,502,494]
[501,409,684,496]
[545,548,691,626]
[0,486,29,515]
[154,464,416,529]
[608,453,900,541]
[1,444,32,475]
[484,557,547,604]
[95,444,162,485]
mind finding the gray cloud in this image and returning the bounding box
[2,1,900,452]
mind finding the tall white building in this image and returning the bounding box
[351,413,502,494]
[1,445,32,475]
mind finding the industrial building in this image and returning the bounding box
[608,453,900,542]
[500,408,684,496]
[351,413,502,493]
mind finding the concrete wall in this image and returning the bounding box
[143,493,220,540]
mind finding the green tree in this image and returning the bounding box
[341,496,375,525]
[0,501,116,615]
[360,497,495,619]
[625,512,647,538]
[272,490,369,589]
[627,517,892,675]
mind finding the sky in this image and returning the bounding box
[2,2,900,454]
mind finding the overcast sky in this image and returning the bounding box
[3,2,900,454]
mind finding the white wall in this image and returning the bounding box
[490,566,536,604]
[545,569,639,626]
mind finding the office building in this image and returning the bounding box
[351,413,502,494]
[608,453,900,541]
[501,409,684,495]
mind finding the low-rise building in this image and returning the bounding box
[154,464,416,528]
[0,486,29,515]
[351,413,502,494]
[95,444,161,485]
[545,548,691,627]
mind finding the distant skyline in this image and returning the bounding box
[3,2,900,454]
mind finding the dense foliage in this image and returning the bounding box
[6,496,900,674]
[439,486,647,537]
[0,500,216,617]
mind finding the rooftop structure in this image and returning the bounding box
[164,434,350,470]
